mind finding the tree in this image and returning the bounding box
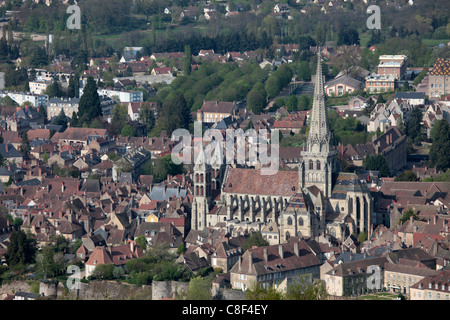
[53,109,68,130]
[364,154,390,177]
[286,95,298,112]
[363,98,375,116]
[121,124,135,137]
[135,235,147,251]
[44,80,63,98]
[399,208,419,224]
[429,120,450,171]
[246,281,283,300]
[180,276,212,300]
[242,232,269,251]
[78,76,101,126]
[406,107,425,144]
[358,231,367,244]
[247,83,267,114]
[182,45,192,76]
[155,93,190,135]
[5,230,36,270]
[297,61,311,81]
[138,102,156,133]
[19,132,31,156]
[337,26,360,46]
[395,170,419,182]
[68,75,79,98]
[284,276,329,300]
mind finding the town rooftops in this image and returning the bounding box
[394,92,426,100]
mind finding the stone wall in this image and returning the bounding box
[151,280,189,300]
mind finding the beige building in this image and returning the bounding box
[384,262,439,296]
[365,74,396,93]
[428,57,450,99]
[323,257,388,297]
[410,270,450,300]
[229,240,321,291]
[47,97,80,120]
[196,100,238,124]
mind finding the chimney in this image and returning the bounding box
[434,215,438,225]
[5,144,8,152]
[248,252,253,273]
[278,245,284,259]
[263,247,268,262]
[130,241,135,252]
[68,212,73,223]
[294,242,299,257]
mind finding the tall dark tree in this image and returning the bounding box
[364,154,390,177]
[5,230,36,270]
[429,120,450,172]
[405,107,425,144]
[19,132,31,156]
[78,76,101,125]
[182,45,192,76]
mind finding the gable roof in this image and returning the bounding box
[223,168,299,197]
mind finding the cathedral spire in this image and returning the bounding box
[307,49,331,154]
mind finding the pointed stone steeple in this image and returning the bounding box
[307,49,331,154]
[299,49,339,199]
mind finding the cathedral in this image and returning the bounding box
[191,52,373,243]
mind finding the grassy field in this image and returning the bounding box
[422,38,450,47]
[357,292,400,300]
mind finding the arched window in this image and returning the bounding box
[316,160,321,170]
[309,160,314,170]
[298,217,303,226]
[287,217,293,225]
[285,231,290,241]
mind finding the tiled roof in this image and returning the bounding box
[331,172,367,199]
[430,58,450,76]
[200,100,236,114]
[230,240,321,276]
[223,168,299,197]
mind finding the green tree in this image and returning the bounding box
[399,208,419,224]
[5,230,36,270]
[286,95,298,112]
[246,281,283,300]
[121,124,135,137]
[78,76,101,125]
[19,132,31,156]
[364,154,390,177]
[242,232,269,251]
[284,277,329,300]
[183,45,192,76]
[44,80,63,98]
[138,102,156,133]
[395,170,419,182]
[297,61,311,81]
[135,235,147,251]
[247,82,267,114]
[406,107,425,144]
[181,276,212,300]
[429,120,450,171]
[53,109,68,130]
